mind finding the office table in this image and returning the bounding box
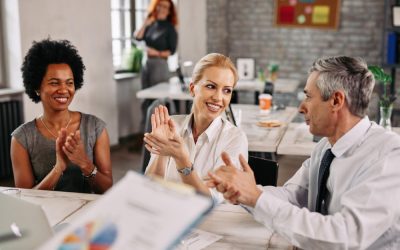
[0,187,99,227]
[198,203,292,250]
[232,104,298,154]
[0,187,293,249]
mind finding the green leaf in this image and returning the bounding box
[368,65,392,83]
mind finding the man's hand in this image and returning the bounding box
[207,152,262,207]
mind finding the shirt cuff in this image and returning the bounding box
[210,187,224,205]
[253,191,287,230]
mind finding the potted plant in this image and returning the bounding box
[368,66,396,130]
[268,63,280,82]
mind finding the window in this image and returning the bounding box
[111,0,150,71]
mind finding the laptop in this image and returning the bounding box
[0,193,53,249]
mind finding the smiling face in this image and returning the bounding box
[190,66,235,126]
[156,0,171,20]
[298,71,335,137]
[39,63,75,112]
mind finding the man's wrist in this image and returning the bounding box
[249,189,263,208]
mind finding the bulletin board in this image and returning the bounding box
[274,0,341,30]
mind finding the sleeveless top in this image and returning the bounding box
[11,113,106,193]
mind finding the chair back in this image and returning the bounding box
[225,104,237,126]
[248,156,279,186]
[141,98,177,173]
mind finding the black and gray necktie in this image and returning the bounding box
[315,149,335,214]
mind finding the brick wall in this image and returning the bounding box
[207,0,384,81]
[207,0,229,55]
[207,0,400,124]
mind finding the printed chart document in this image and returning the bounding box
[39,171,214,250]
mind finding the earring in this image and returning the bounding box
[35,91,40,96]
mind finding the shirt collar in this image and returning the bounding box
[181,113,223,142]
[331,116,371,158]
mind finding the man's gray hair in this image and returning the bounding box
[309,56,375,117]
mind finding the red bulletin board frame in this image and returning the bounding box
[274,0,341,30]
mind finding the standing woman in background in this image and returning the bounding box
[135,0,178,131]
[10,39,113,194]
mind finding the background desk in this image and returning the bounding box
[232,104,298,154]
[277,124,400,156]
[237,78,301,94]
[136,82,192,101]
[136,78,301,101]
[277,123,316,156]
[0,187,293,249]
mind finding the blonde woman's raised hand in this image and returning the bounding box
[144,105,188,158]
[150,105,174,140]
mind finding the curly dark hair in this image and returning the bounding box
[21,39,86,103]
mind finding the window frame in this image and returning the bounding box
[111,0,136,72]
[0,3,5,87]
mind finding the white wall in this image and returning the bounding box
[177,0,207,67]
[4,0,119,145]
[116,75,142,137]
[2,0,22,90]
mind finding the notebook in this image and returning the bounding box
[0,192,53,250]
[39,171,214,250]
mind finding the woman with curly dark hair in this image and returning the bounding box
[10,39,113,194]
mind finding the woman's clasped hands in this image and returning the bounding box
[56,128,93,174]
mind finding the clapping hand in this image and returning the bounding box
[62,130,91,172]
[207,152,262,207]
[144,105,187,159]
[55,128,68,171]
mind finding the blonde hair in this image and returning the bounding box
[191,53,238,86]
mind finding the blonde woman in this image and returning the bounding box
[144,53,248,203]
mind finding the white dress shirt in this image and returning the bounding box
[251,117,400,249]
[147,114,248,204]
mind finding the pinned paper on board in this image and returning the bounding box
[275,0,340,29]
[312,6,330,24]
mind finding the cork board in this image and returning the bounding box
[274,0,341,30]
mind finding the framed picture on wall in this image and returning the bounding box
[237,58,255,80]
[393,6,400,26]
